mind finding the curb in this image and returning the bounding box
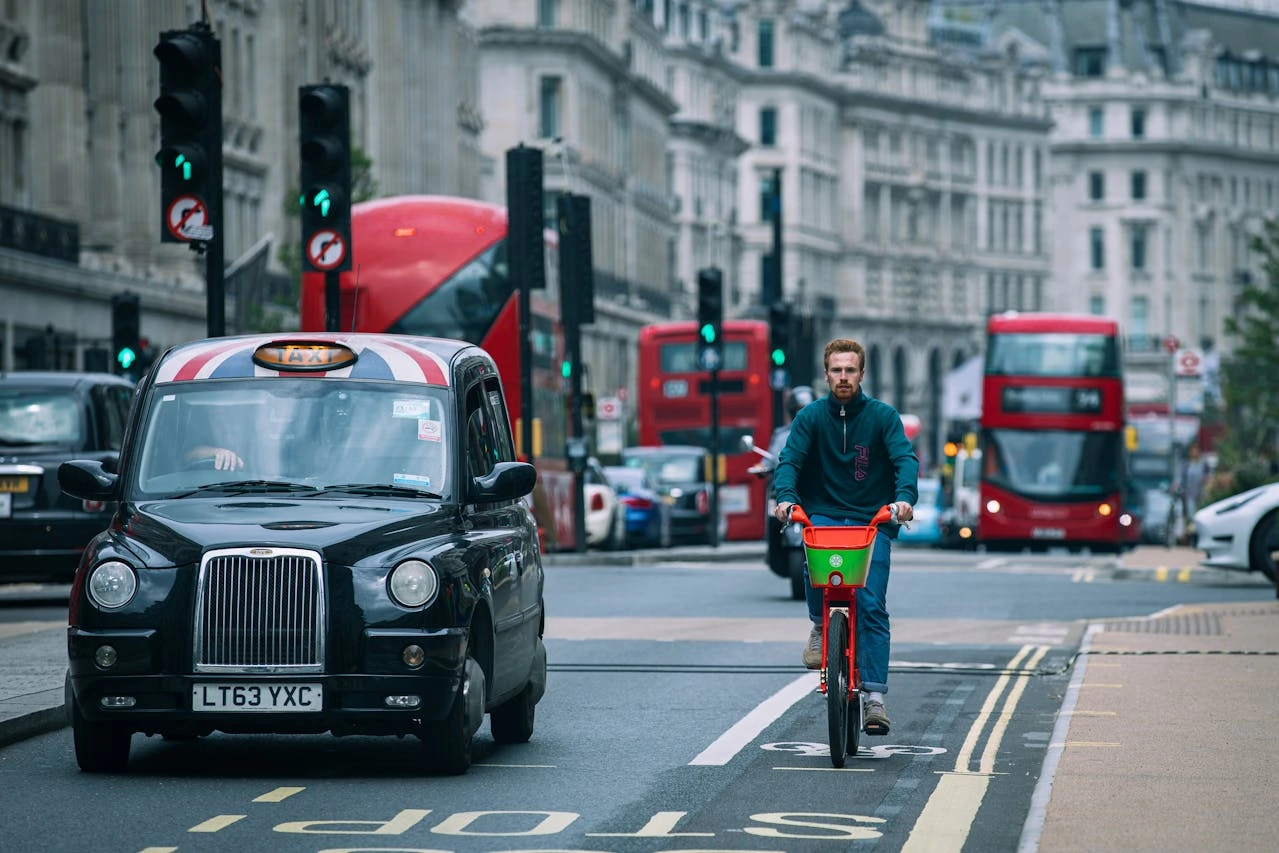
[0,688,66,748]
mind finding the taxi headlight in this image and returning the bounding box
[87,561,137,610]
[389,559,439,608]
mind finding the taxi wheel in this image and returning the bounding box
[421,655,483,775]
[490,683,536,744]
[67,676,131,773]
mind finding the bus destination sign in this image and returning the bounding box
[1001,385,1103,415]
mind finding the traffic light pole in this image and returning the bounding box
[709,367,721,549]
[325,271,340,332]
[207,162,225,337]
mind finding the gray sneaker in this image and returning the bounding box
[802,625,822,669]
[864,699,891,736]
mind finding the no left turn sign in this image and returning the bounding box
[306,229,347,271]
[166,195,213,242]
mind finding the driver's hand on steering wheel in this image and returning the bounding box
[186,446,245,471]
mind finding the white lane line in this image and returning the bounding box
[688,672,818,766]
[253,786,305,802]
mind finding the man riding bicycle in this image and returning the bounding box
[772,338,918,736]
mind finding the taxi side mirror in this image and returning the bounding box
[59,459,119,502]
[472,461,537,503]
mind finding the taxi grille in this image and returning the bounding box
[194,548,325,673]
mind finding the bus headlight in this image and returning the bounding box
[1119,513,1133,527]
[1097,503,1113,517]
[985,499,1001,514]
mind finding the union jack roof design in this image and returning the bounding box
[151,334,453,387]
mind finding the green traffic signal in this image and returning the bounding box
[771,348,786,367]
[561,359,572,379]
[699,323,716,344]
[116,347,137,369]
[311,188,332,217]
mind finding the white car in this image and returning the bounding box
[1192,481,1279,581]
[583,458,625,550]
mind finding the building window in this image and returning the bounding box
[1075,47,1106,77]
[1131,107,1146,139]
[759,107,777,146]
[1089,294,1105,315]
[1089,171,1105,201]
[1130,295,1149,337]
[538,76,561,139]
[1090,226,1105,270]
[1131,226,1148,271]
[537,0,556,27]
[1131,170,1147,201]
[759,172,778,222]
[1089,107,1104,138]
[757,19,774,68]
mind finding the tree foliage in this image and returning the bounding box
[1216,217,1279,491]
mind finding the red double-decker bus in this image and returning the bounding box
[978,312,1134,552]
[299,195,577,549]
[637,320,774,541]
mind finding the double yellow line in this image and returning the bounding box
[902,644,1048,852]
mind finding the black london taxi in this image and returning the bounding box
[58,334,547,775]
[0,371,135,583]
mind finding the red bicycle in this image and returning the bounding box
[790,503,897,767]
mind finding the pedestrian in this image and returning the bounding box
[771,338,919,736]
[1178,444,1209,543]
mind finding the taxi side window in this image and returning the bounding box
[483,377,515,465]
[465,384,494,481]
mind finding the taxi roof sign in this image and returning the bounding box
[252,341,358,372]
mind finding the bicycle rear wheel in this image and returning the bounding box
[825,609,850,767]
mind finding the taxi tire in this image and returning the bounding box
[490,682,536,744]
[421,655,483,775]
[67,674,131,773]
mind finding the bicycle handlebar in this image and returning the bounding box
[788,502,907,529]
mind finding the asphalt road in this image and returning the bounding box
[0,546,1270,852]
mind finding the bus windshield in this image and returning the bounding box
[388,241,510,342]
[981,429,1122,498]
[985,333,1120,378]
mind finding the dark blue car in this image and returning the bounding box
[604,465,671,549]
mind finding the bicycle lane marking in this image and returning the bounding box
[900,643,1049,852]
[688,672,818,765]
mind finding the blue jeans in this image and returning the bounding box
[806,513,892,695]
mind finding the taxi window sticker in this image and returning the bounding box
[393,400,434,419]
[392,472,432,489]
[418,419,442,442]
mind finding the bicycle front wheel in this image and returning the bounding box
[825,609,850,767]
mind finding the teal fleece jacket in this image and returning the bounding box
[773,389,920,537]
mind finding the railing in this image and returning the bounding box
[0,204,79,264]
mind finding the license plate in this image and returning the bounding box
[0,476,29,493]
[1031,527,1066,539]
[192,683,322,713]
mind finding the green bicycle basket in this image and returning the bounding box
[802,524,877,588]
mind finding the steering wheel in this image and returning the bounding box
[186,455,220,471]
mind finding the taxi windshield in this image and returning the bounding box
[130,379,451,499]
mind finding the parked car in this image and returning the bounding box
[58,333,547,774]
[619,445,713,545]
[584,457,625,550]
[604,464,672,549]
[898,476,943,547]
[0,370,135,583]
[1192,481,1279,582]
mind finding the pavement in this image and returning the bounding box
[2,545,1276,851]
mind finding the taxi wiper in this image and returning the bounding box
[171,480,323,497]
[321,482,444,499]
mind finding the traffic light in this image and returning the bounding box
[560,193,595,324]
[154,25,219,244]
[696,267,723,364]
[769,303,792,368]
[111,293,141,375]
[506,146,546,290]
[299,84,352,272]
